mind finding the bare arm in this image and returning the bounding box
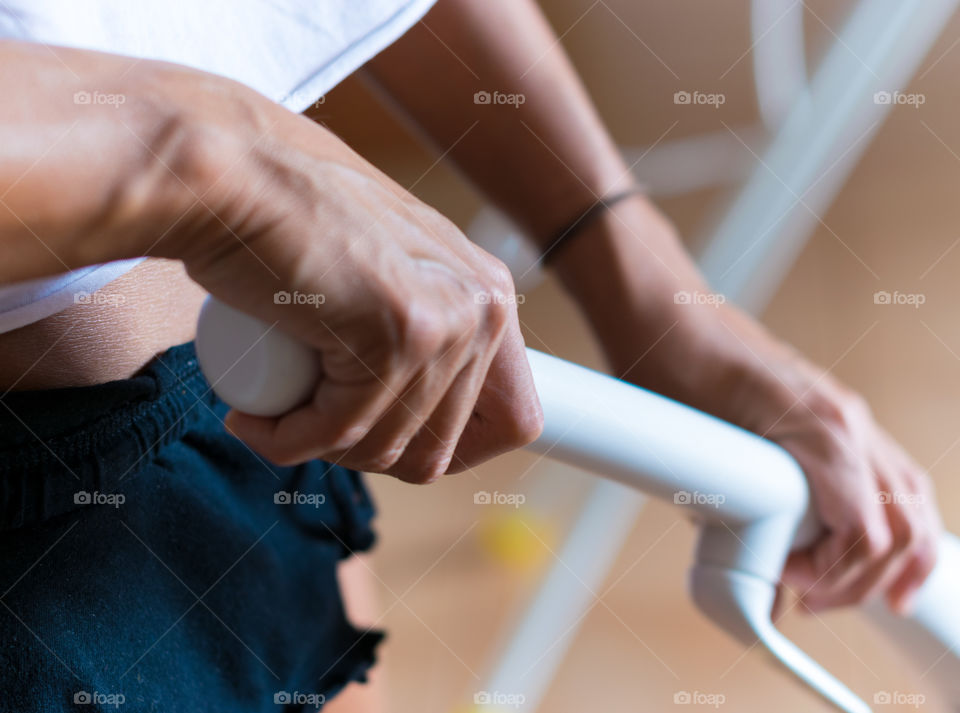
[0,38,542,482]
[364,0,940,613]
[0,40,194,281]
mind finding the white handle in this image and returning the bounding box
[196,297,960,713]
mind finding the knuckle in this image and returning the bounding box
[807,386,870,433]
[399,457,450,485]
[405,442,457,484]
[506,404,545,449]
[399,301,446,360]
[860,527,894,560]
[324,423,369,453]
[422,451,455,482]
[483,256,516,296]
[475,259,517,325]
[362,445,407,474]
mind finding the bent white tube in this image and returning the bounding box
[196,298,960,713]
[526,348,864,712]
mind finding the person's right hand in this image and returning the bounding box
[147,65,543,482]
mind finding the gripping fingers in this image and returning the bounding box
[323,330,478,476]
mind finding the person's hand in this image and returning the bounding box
[743,348,942,614]
[146,65,542,482]
[549,197,941,614]
[624,302,940,614]
[615,302,940,613]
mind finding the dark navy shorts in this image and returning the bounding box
[0,342,381,712]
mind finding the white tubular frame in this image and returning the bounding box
[514,349,960,713]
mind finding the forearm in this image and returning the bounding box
[0,41,185,280]
[0,40,329,284]
[363,0,633,245]
[364,0,773,415]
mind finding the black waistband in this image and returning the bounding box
[0,342,216,530]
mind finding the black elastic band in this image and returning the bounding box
[540,186,646,265]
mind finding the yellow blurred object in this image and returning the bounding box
[478,508,556,571]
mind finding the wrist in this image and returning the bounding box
[128,67,264,264]
[101,60,305,270]
[547,196,795,422]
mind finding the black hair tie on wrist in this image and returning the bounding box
[540,186,646,266]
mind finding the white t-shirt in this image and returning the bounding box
[0,0,437,333]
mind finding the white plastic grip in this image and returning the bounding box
[195,298,320,417]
